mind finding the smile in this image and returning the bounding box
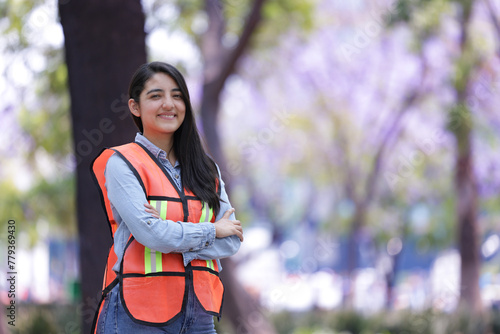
[158,114,176,119]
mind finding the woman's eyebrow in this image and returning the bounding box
[146,88,164,95]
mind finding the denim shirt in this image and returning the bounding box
[104,133,240,272]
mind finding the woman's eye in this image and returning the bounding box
[173,94,182,99]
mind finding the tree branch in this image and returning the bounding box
[202,0,226,83]
[484,0,500,55]
[363,50,430,206]
[213,0,267,91]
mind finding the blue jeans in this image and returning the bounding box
[96,282,217,334]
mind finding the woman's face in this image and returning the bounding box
[129,72,186,141]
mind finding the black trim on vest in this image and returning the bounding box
[120,236,135,274]
[90,148,115,240]
[185,195,200,201]
[122,272,188,278]
[190,266,220,277]
[147,195,182,202]
[134,142,190,221]
[184,263,224,318]
[193,290,225,318]
[112,148,147,197]
[90,275,119,333]
[191,272,225,318]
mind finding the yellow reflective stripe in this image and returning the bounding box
[155,250,162,272]
[145,247,162,274]
[159,201,167,220]
[198,202,214,222]
[149,200,167,220]
[205,260,214,270]
[199,202,207,222]
[208,207,214,222]
[145,247,152,274]
[144,200,165,274]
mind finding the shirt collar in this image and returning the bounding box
[134,133,180,168]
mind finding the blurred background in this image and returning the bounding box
[1,0,500,333]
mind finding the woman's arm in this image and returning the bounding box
[180,171,242,266]
[105,153,216,254]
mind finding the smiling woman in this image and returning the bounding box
[128,72,186,165]
[90,62,243,334]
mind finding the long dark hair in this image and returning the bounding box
[128,62,221,216]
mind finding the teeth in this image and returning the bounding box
[159,115,175,118]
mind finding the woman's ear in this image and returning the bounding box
[129,99,140,117]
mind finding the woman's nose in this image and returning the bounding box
[162,99,174,110]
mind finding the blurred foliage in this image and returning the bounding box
[11,303,79,334]
[388,0,448,26]
[3,0,38,47]
[267,308,497,334]
[0,0,75,242]
[146,0,316,56]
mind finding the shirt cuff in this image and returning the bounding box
[189,222,215,251]
[182,223,216,266]
[182,251,196,266]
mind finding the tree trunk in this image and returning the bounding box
[451,0,482,313]
[58,1,146,332]
[385,213,408,310]
[201,79,228,182]
[456,148,481,312]
[344,205,364,308]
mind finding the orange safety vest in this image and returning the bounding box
[90,142,224,331]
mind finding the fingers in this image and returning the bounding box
[144,203,155,210]
[214,217,244,241]
[222,208,236,219]
[236,226,244,242]
[232,220,243,241]
[144,203,160,219]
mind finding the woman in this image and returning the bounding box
[91,62,243,334]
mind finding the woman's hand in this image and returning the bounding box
[144,203,160,218]
[214,208,243,242]
[144,203,244,242]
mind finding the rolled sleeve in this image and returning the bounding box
[182,165,241,267]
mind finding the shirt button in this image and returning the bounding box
[205,241,209,246]
[146,221,151,225]
[189,248,194,252]
[175,174,179,179]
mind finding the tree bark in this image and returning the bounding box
[451,0,482,313]
[58,1,146,332]
[456,148,481,312]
